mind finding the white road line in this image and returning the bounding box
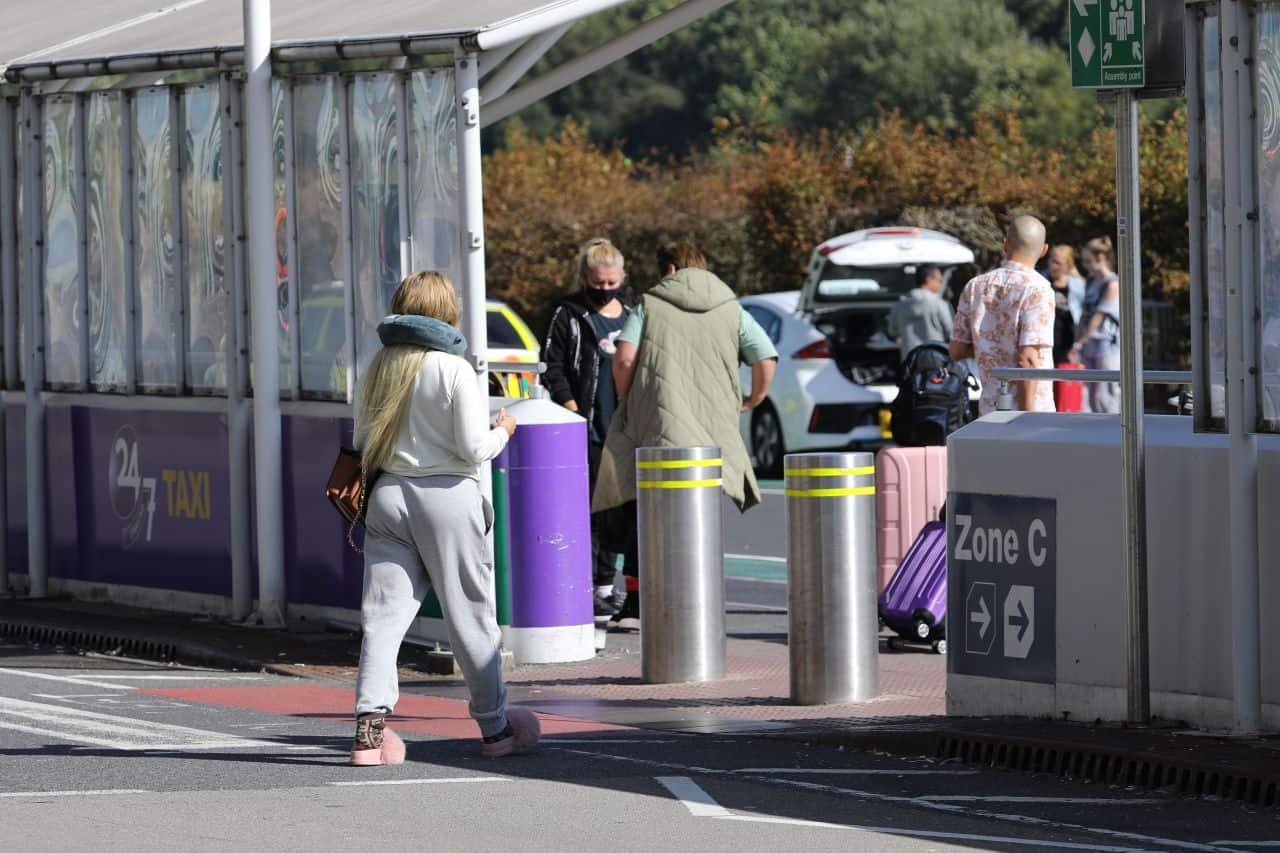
[0,789,150,798]
[715,815,1151,852]
[0,669,134,690]
[74,675,265,681]
[736,768,979,776]
[656,776,733,818]
[724,602,786,612]
[725,553,786,563]
[542,739,679,744]
[1211,843,1280,848]
[328,778,510,787]
[728,577,787,586]
[920,796,1163,805]
[760,488,786,497]
[555,749,1230,853]
[0,696,280,752]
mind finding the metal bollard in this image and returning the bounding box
[786,451,879,704]
[636,446,725,683]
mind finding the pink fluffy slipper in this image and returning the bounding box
[480,707,541,758]
[350,721,406,766]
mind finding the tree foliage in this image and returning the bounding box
[484,109,1190,359]
[496,0,1096,153]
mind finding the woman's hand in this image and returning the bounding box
[494,408,517,437]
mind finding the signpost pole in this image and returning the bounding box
[1114,89,1149,725]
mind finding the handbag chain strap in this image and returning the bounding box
[347,464,369,554]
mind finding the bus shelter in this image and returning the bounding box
[0,0,733,629]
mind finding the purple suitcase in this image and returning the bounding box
[877,520,947,654]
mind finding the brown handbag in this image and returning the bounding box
[325,447,376,551]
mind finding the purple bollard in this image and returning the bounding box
[495,398,594,663]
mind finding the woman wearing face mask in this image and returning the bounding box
[542,238,636,623]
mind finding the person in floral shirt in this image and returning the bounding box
[950,216,1057,414]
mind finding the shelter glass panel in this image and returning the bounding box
[1203,14,1228,424]
[15,109,24,386]
[133,89,179,391]
[293,79,346,398]
[1259,6,1280,431]
[183,85,227,393]
[274,80,291,394]
[85,92,128,390]
[351,74,400,376]
[42,95,83,388]
[408,70,459,288]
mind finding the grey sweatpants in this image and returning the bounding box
[1085,348,1122,414]
[355,473,508,738]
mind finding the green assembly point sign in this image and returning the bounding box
[1070,0,1145,88]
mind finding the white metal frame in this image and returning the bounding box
[21,89,48,597]
[482,0,736,127]
[245,0,286,627]
[221,72,254,621]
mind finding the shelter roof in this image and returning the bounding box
[3,0,630,78]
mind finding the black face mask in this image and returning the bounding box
[585,287,621,308]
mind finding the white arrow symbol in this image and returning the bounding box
[970,597,991,639]
[1072,0,1097,17]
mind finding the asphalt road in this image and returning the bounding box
[2,644,1278,852]
[722,483,788,619]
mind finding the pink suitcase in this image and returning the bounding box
[875,446,947,591]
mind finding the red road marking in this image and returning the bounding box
[140,685,631,739]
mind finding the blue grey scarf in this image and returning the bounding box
[376,314,468,355]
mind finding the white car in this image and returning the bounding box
[738,227,977,476]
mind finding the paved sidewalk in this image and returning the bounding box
[3,595,1279,806]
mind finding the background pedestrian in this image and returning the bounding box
[950,216,1056,413]
[542,238,635,620]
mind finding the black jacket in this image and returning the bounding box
[542,292,632,434]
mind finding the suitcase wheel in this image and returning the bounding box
[915,620,931,640]
[933,638,947,655]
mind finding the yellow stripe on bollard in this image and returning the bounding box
[636,458,724,470]
[784,466,876,478]
[638,478,724,489]
[785,486,876,498]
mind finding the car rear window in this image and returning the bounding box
[486,310,527,349]
[815,262,918,302]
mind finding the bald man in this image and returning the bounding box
[949,215,1057,413]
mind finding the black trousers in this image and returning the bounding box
[587,443,638,585]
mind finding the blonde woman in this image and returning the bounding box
[1074,237,1122,413]
[542,238,635,622]
[351,270,539,765]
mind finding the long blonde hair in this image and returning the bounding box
[358,270,460,473]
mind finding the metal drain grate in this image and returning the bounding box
[0,620,178,662]
[936,734,1280,807]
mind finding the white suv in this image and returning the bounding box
[739,227,975,476]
